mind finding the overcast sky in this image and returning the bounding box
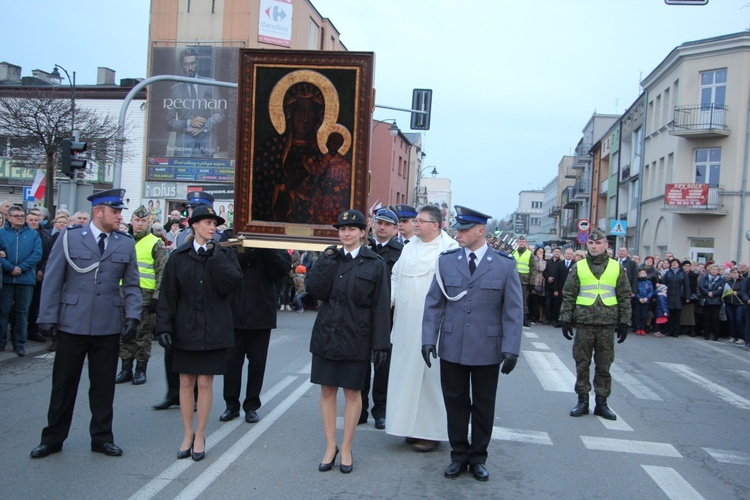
[4,0,749,218]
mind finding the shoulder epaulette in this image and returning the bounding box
[66,224,83,230]
[495,249,513,259]
[114,230,133,238]
[441,247,461,255]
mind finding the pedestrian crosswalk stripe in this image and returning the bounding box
[530,342,550,350]
[734,369,750,381]
[581,436,682,457]
[491,426,552,445]
[523,350,575,392]
[641,465,705,500]
[524,331,540,339]
[610,362,663,401]
[703,447,750,465]
[656,362,750,409]
[596,412,633,432]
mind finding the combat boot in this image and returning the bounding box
[115,359,133,384]
[132,360,148,385]
[594,395,617,420]
[569,394,589,417]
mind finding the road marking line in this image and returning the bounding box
[269,334,292,346]
[689,337,750,365]
[595,412,633,431]
[491,426,553,445]
[610,362,663,400]
[128,375,298,500]
[530,342,549,350]
[523,350,575,392]
[174,380,313,500]
[656,362,750,409]
[733,369,750,381]
[524,331,539,339]
[703,447,750,465]
[641,465,704,499]
[34,353,55,360]
[581,436,681,457]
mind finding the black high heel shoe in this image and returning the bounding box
[177,435,194,460]
[318,446,339,472]
[339,450,353,474]
[191,437,205,462]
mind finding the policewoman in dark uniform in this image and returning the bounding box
[155,206,242,461]
[305,209,390,474]
[421,206,523,482]
[31,189,141,459]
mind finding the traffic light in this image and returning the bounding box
[410,88,432,131]
[61,138,87,178]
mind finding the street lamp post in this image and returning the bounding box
[414,166,438,206]
[50,64,76,211]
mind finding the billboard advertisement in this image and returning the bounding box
[147,44,239,183]
[664,183,709,206]
[258,0,294,47]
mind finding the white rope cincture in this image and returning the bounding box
[63,229,100,276]
[434,258,467,302]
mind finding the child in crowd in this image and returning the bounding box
[635,269,655,335]
[292,265,307,313]
[654,283,669,338]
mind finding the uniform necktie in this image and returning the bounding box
[198,247,206,256]
[98,233,107,255]
[345,253,353,261]
[469,252,477,275]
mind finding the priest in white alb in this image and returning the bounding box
[386,204,458,451]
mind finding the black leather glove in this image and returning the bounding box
[372,350,388,369]
[323,245,338,258]
[561,322,574,340]
[499,352,518,375]
[421,344,437,368]
[38,323,56,337]
[147,298,159,314]
[616,324,628,344]
[120,318,139,342]
[157,332,173,349]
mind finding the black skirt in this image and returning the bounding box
[172,348,228,375]
[310,354,368,390]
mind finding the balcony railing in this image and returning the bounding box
[571,179,589,200]
[548,205,561,217]
[670,104,730,138]
[571,142,592,169]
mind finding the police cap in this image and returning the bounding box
[394,204,417,220]
[187,191,215,208]
[374,207,399,225]
[452,205,491,230]
[88,188,127,210]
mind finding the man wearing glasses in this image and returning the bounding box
[0,206,42,356]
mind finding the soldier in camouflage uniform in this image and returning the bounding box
[115,206,167,386]
[559,228,631,420]
[512,235,536,327]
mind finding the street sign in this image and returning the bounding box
[577,231,589,245]
[577,219,590,232]
[664,1,708,5]
[610,220,627,236]
[22,186,34,202]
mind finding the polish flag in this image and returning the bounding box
[369,200,381,216]
[31,169,46,200]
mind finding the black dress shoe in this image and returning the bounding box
[30,443,62,458]
[339,451,353,474]
[92,442,123,456]
[219,409,240,422]
[444,461,467,478]
[471,463,489,481]
[152,397,179,410]
[14,346,25,357]
[191,438,205,462]
[318,446,338,472]
[374,417,385,429]
[245,410,259,423]
[177,435,194,459]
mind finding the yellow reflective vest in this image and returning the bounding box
[575,258,619,306]
[135,233,159,290]
[512,249,531,274]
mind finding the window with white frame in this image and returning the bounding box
[695,148,721,187]
[701,69,726,107]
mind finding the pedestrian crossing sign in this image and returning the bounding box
[610,220,627,236]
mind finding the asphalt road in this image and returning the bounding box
[1,313,749,499]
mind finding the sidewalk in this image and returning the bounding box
[0,337,53,363]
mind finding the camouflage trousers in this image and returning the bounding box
[519,276,530,315]
[119,288,155,362]
[572,324,615,397]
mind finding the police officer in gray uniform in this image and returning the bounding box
[31,189,141,458]
[422,206,523,482]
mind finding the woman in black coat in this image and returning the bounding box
[662,258,691,337]
[699,264,725,340]
[155,206,242,461]
[305,209,390,474]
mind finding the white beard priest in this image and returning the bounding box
[386,205,458,451]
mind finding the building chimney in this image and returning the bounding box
[97,67,116,85]
[0,62,22,83]
[31,69,57,85]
